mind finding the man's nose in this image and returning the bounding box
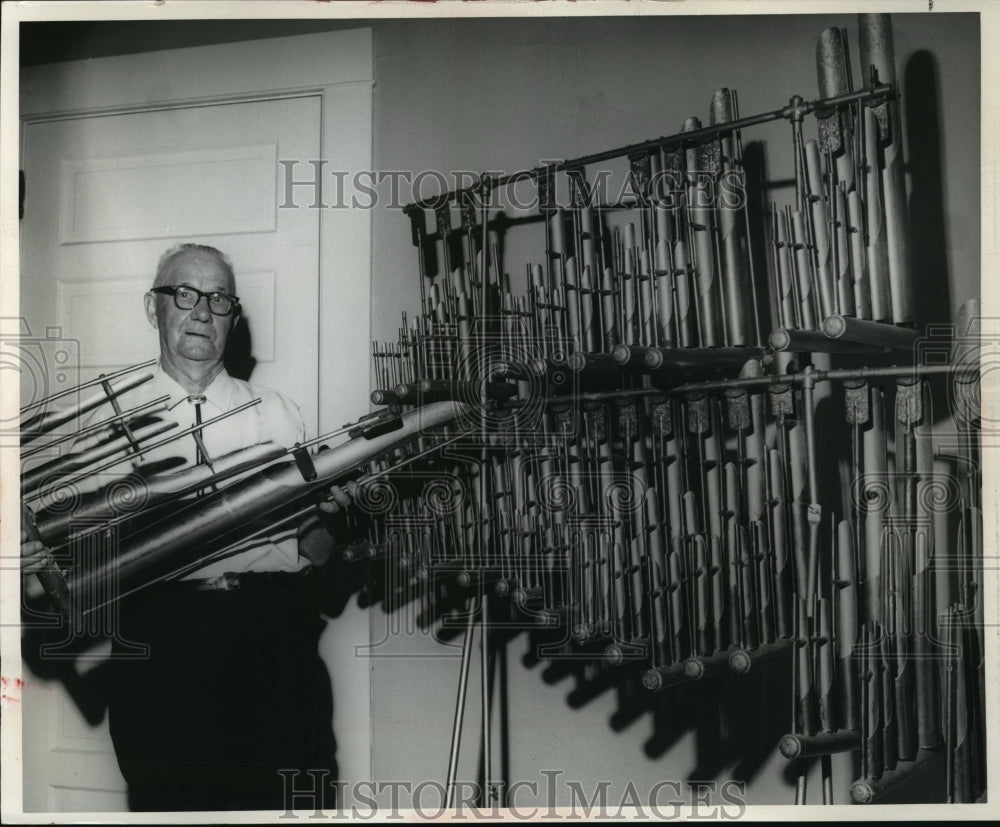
[190,295,212,321]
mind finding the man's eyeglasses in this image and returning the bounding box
[150,285,240,317]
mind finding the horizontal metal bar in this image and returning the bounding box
[669,362,958,395]
[21,395,171,459]
[406,84,893,211]
[29,398,262,502]
[494,360,961,409]
[780,730,861,760]
[19,359,157,414]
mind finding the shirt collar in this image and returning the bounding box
[154,362,236,413]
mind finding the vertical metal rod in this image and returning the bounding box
[446,600,478,808]
[801,368,832,799]
[480,586,492,805]
[731,90,763,346]
[793,606,807,805]
[802,370,821,601]
[478,180,494,806]
[859,13,912,325]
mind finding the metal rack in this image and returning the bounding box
[362,14,984,807]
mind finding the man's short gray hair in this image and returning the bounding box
[153,243,236,289]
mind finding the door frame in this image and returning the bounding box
[10,27,374,814]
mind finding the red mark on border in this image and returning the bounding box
[0,676,46,704]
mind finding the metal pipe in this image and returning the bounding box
[668,361,957,396]
[31,443,286,545]
[769,326,889,354]
[859,13,913,325]
[683,117,720,346]
[641,660,688,693]
[804,140,837,319]
[22,395,170,459]
[850,748,943,804]
[711,88,753,347]
[835,520,860,732]
[493,360,961,414]
[847,189,873,320]
[861,105,892,322]
[19,359,157,415]
[480,587,492,805]
[21,419,178,496]
[821,314,916,350]
[445,599,477,809]
[52,401,470,616]
[726,637,792,675]
[26,399,263,502]
[780,729,860,760]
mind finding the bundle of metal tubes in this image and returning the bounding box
[370,346,984,804]
[768,16,916,356]
[20,361,472,624]
[363,14,984,804]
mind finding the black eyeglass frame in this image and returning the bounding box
[149,285,241,317]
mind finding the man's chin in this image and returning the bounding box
[176,344,222,362]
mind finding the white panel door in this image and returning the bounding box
[18,74,322,814]
[20,94,322,432]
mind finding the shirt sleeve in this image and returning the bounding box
[254,386,307,449]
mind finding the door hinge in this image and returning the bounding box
[19,170,25,219]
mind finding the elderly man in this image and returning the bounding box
[23,243,349,811]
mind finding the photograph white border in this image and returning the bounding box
[1,0,996,823]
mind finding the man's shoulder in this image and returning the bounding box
[228,375,295,404]
[226,376,305,430]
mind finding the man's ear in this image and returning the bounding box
[231,304,242,327]
[143,292,158,328]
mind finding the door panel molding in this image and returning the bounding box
[58,142,279,244]
[56,277,153,368]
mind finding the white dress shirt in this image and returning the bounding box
[73,364,310,578]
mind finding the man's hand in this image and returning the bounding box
[317,480,358,516]
[21,529,54,574]
[299,481,359,566]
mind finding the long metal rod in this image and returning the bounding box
[670,362,957,395]
[407,86,893,211]
[27,398,262,502]
[295,411,401,451]
[51,403,470,617]
[19,359,158,414]
[21,420,177,496]
[20,372,158,444]
[480,587,492,806]
[801,368,833,802]
[498,361,961,412]
[478,181,495,807]
[446,599,478,809]
[22,395,171,458]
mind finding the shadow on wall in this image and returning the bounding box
[904,49,957,332]
[224,314,257,382]
[21,626,113,728]
[903,48,975,432]
[520,627,794,796]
